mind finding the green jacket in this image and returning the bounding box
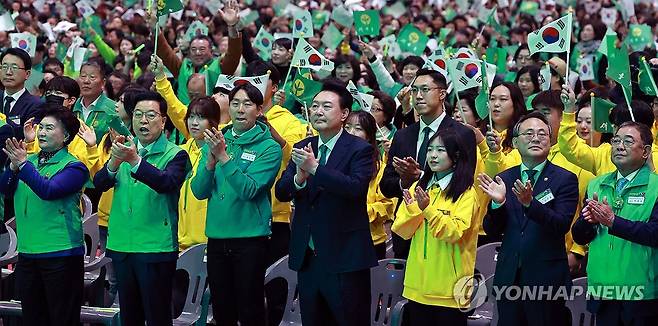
[73,93,117,141]
[177,57,221,105]
[105,134,191,253]
[586,166,658,300]
[14,149,87,254]
[191,121,283,239]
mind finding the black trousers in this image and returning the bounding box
[374,242,387,260]
[112,253,176,326]
[392,232,411,259]
[298,249,371,326]
[266,222,291,326]
[207,237,268,326]
[592,299,658,326]
[405,300,467,326]
[15,255,84,326]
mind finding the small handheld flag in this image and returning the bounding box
[215,74,270,99]
[10,32,37,57]
[291,38,335,72]
[527,13,572,55]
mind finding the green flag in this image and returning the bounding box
[478,6,501,30]
[321,23,345,50]
[56,43,67,61]
[475,59,491,119]
[519,1,539,15]
[240,9,260,26]
[591,96,615,133]
[397,24,429,56]
[485,39,507,72]
[605,34,632,101]
[438,28,451,43]
[638,58,658,96]
[624,24,653,52]
[331,5,353,28]
[597,28,617,56]
[291,73,322,106]
[156,0,183,17]
[312,10,329,28]
[354,10,380,37]
[443,8,457,22]
[80,15,103,39]
[184,20,209,43]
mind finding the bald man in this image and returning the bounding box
[186,73,207,102]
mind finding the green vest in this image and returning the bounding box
[586,166,658,300]
[177,57,222,105]
[72,93,118,141]
[107,134,190,253]
[14,149,86,254]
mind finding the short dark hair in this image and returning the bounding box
[36,105,80,146]
[1,48,32,70]
[273,38,292,50]
[414,69,448,89]
[318,79,353,110]
[371,90,396,126]
[609,100,654,128]
[398,56,424,75]
[133,91,168,116]
[245,60,282,85]
[186,96,221,130]
[513,111,552,137]
[332,54,361,84]
[228,83,264,106]
[418,128,475,202]
[80,60,104,77]
[45,76,80,99]
[531,90,564,112]
[190,34,214,48]
[616,121,653,147]
[43,58,64,72]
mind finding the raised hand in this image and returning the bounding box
[149,54,166,80]
[219,0,240,26]
[415,187,430,210]
[560,83,576,113]
[3,138,27,171]
[485,128,501,153]
[23,117,36,143]
[78,121,97,147]
[204,127,228,163]
[477,173,506,204]
[358,40,376,61]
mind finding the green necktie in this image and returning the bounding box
[417,127,431,169]
[616,178,628,194]
[525,169,538,185]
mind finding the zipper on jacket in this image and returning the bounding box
[423,219,428,259]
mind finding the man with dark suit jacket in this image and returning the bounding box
[478,112,578,326]
[275,80,377,325]
[379,69,476,258]
[0,48,41,127]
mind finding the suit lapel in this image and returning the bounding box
[325,132,350,169]
[520,162,556,230]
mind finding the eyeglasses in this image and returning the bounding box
[611,137,637,148]
[517,131,549,141]
[1,64,26,72]
[229,100,255,109]
[79,74,99,82]
[410,86,441,96]
[133,110,162,121]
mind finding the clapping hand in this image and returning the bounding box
[393,156,422,188]
[512,179,533,207]
[415,187,430,210]
[110,135,139,167]
[477,173,506,205]
[78,121,97,147]
[204,127,228,165]
[292,143,319,175]
[23,117,36,143]
[3,138,27,172]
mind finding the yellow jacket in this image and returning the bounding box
[266,105,306,223]
[393,182,480,308]
[559,112,658,175]
[483,143,594,256]
[92,134,114,227]
[155,75,190,140]
[367,162,397,245]
[178,138,208,250]
[27,133,100,172]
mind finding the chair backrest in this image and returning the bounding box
[80,194,92,219]
[175,243,208,320]
[370,258,407,326]
[0,226,17,267]
[475,242,501,280]
[566,277,595,326]
[264,255,302,325]
[82,213,101,263]
[4,217,15,231]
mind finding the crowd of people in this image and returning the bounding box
[0,0,657,325]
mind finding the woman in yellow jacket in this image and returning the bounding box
[344,111,396,259]
[392,128,479,325]
[177,97,221,250]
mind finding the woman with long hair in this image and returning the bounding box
[487,82,527,154]
[392,128,479,325]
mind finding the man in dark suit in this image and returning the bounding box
[0,48,41,127]
[379,68,476,258]
[478,112,578,326]
[275,80,377,326]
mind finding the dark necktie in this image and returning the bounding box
[417,127,431,169]
[525,169,538,185]
[3,96,14,115]
[616,178,628,194]
[318,144,328,166]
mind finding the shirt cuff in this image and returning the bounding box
[130,158,142,173]
[491,199,505,209]
[294,174,306,190]
[107,165,118,178]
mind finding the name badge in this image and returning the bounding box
[241,152,256,162]
[628,196,645,205]
[536,189,555,204]
[9,115,20,125]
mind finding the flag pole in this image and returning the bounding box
[564,10,573,84]
[589,92,595,147]
[622,86,636,122]
[281,38,299,95]
[642,56,658,95]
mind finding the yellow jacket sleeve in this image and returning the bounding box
[155,75,190,140]
[484,148,521,177]
[392,181,424,240]
[426,188,478,244]
[558,112,607,175]
[367,164,397,223]
[477,139,489,160]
